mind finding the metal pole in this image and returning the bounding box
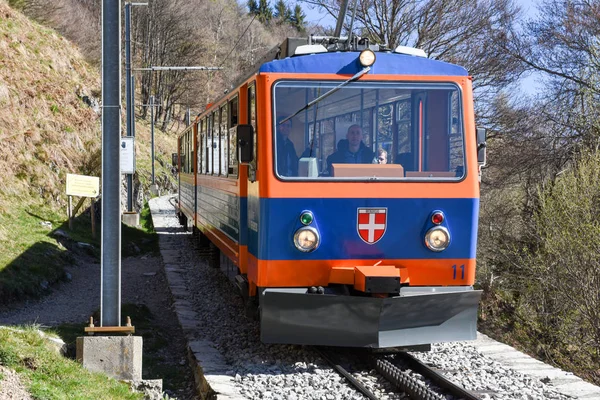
[150,95,155,184]
[131,75,136,138]
[125,2,133,212]
[334,0,350,38]
[101,0,121,327]
[348,0,359,38]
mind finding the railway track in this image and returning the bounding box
[318,348,483,400]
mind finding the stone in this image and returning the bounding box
[76,336,143,380]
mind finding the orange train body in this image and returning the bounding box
[176,40,484,348]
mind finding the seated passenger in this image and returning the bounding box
[374,148,388,164]
[276,116,299,176]
[326,125,375,174]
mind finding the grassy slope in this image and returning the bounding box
[0,0,180,397]
[0,326,143,399]
[0,0,177,302]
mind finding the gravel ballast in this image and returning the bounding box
[150,195,600,400]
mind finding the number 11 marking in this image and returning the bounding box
[452,264,465,280]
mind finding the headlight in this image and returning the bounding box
[294,227,320,252]
[359,49,376,67]
[424,226,450,252]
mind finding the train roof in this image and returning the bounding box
[258,51,468,77]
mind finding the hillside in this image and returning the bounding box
[0,0,177,302]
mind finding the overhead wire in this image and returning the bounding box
[199,13,257,109]
[218,13,257,70]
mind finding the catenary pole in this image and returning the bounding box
[125,2,133,212]
[334,0,350,38]
[101,0,121,327]
[124,2,147,211]
[150,95,155,184]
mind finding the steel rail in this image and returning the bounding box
[396,352,482,400]
[316,349,379,400]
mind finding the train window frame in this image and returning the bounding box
[201,117,208,174]
[248,83,257,165]
[220,104,229,177]
[212,110,220,176]
[228,96,239,178]
[190,126,195,174]
[207,114,213,175]
[271,79,467,182]
[197,120,202,174]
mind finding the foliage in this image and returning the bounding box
[474,1,600,384]
[526,151,600,364]
[479,151,600,383]
[0,326,143,399]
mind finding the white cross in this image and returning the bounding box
[359,213,385,242]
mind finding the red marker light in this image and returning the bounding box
[431,212,444,225]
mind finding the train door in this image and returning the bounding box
[245,82,260,296]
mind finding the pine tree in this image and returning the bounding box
[273,0,291,22]
[247,0,258,14]
[256,0,273,24]
[290,4,306,33]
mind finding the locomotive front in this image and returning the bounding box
[243,47,483,348]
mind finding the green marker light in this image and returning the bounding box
[300,211,313,225]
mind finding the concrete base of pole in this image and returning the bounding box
[76,336,143,380]
[149,184,160,196]
[122,212,140,227]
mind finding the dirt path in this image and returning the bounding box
[0,238,197,399]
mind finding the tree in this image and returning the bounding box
[502,0,600,154]
[273,0,291,22]
[255,0,273,24]
[301,0,525,122]
[290,4,306,33]
[247,0,258,14]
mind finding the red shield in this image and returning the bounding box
[357,208,387,244]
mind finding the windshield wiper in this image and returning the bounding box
[279,66,371,125]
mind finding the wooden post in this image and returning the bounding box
[68,195,73,230]
[91,198,96,239]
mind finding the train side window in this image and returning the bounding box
[183,132,188,173]
[178,137,184,173]
[220,105,229,177]
[196,120,204,174]
[229,96,239,177]
[207,114,213,174]
[395,99,412,168]
[203,117,209,174]
[212,110,220,175]
[190,126,195,174]
[248,84,257,164]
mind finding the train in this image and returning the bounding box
[176,36,486,348]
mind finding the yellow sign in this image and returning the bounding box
[66,173,100,198]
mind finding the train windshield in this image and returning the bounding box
[273,81,466,181]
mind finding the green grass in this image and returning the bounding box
[0,202,71,303]
[0,200,159,305]
[0,326,143,399]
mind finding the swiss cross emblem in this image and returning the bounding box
[357,208,387,244]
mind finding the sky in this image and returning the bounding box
[300,0,543,95]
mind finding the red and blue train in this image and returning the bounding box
[177,37,486,348]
